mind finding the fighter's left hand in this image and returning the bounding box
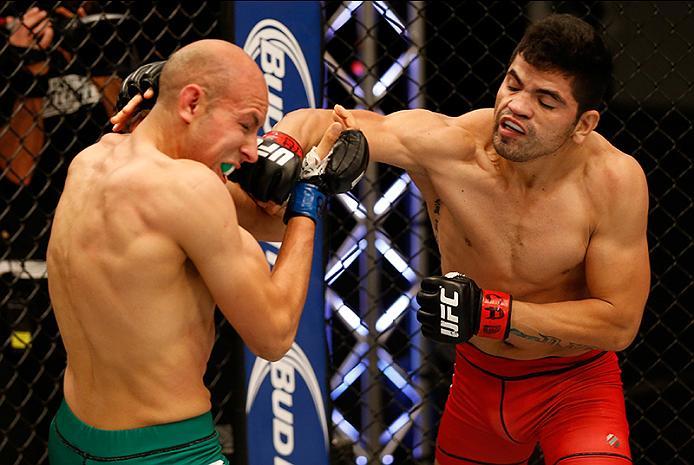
[416,272,513,344]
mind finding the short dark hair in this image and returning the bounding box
[510,14,613,114]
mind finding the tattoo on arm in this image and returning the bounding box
[509,328,599,351]
[432,198,441,237]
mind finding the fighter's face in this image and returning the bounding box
[492,54,580,163]
[196,90,268,181]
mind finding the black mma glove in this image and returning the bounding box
[416,272,512,344]
[228,131,304,204]
[115,60,165,113]
[284,129,369,223]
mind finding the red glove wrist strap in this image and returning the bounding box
[476,290,512,340]
[264,131,304,158]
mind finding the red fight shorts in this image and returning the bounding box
[436,343,632,465]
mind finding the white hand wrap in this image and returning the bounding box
[300,146,331,179]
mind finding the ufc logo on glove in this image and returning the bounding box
[416,272,512,344]
[439,288,460,338]
[257,138,296,166]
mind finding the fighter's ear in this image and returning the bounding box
[572,109,600,144]
[178,84,204,124]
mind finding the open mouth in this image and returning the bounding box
[221,163,236,176]
[500,118,526,135]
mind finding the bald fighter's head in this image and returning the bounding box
[158,39,267,108]
[147,40,268,180]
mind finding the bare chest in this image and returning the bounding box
[425,172,592,297]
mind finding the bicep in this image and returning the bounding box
[352,109,461,174]
[585,229,649,310]
[163,171,280,326]
[584,167,650,332]
[196,223,281,339]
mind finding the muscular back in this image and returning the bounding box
[47,134,216,429]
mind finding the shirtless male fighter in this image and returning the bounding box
[113,14,649,464]
[46,39,367,464]
[280,14,649,465]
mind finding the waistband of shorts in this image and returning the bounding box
[457,342,611,380]
[53,399,217,458]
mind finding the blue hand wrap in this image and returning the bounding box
[284,182,326,224]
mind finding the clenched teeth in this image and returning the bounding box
[503,121,525,134]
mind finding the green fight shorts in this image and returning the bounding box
[48,400,229,465]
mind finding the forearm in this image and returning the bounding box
[228,182,286,241]
[255,126,366,357]
[508,298,642,354]
[262,216,315,358]
[274,109,335,151]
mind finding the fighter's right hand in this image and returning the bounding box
[284,126,369,223]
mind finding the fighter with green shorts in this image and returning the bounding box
[49,401,228,465]
[46,37,365,464]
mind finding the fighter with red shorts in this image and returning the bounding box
[267,14,648,462]
[440,345,630,464]
[270,14,649,462]
[417,274,635,464]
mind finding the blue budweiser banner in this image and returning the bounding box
[237,1,321,132]
[235,3,328,465]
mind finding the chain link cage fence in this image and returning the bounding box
[0,1,691,465]
[324,2,692,465]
